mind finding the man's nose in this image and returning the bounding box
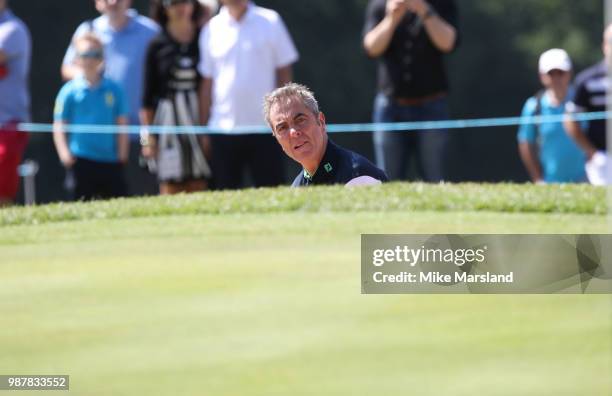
[289,126,301,136]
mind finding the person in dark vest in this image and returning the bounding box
[363,0,459,182]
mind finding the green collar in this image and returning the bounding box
[303,162,333,181]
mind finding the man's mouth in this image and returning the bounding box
[294,142,307,150]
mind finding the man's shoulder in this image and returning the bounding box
[130,13,161,35]
[0,14,30,38]
[250,5,282,23]
[350,150,388,181]
[333,141,388,182]
[574,61,606,86]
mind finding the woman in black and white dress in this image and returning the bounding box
[141,0,211,195]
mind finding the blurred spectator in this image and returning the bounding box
[0,0,30,206]
[363,0,458,182]
[198,0,298,189]
[140,0,211,195]
[197,0,218,27]
[62,0,159,196]
[53,34,129,201]
[517,49,586,184]
[565,24,611,185]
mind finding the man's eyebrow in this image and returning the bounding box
[293,112,307,120]
[274,120,288,129]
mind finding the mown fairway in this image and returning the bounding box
[0,184,610,395]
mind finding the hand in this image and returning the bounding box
[403,0,430,18]
[60,152,76,168]
[585,148,597,161]
[385,0,409,24]
[118,153,129,165]
[199,135,212,159]
[141,143,157,160]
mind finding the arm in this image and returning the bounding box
[139,108,157,159]
[140,42,161,158]
[61,64,80,81]
[199,77,213,126]
[363,0,407,58]
[276,65,292,87]
[53,121,75,168]
[0,23,29,66]
[198,77,213,159]
[564,118,597,160]
[405,0,457,52]
[518,142,543,183]
[116,116,129,164]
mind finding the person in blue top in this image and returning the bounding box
[264,83,388,187]
[62,0,160,196]
[53,34,130,201]
[517,48,586,184]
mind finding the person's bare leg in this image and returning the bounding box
[185,179,207,193]
[159,182,183,195]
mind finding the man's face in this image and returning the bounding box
[95,0,131,16]
[604,25,612,63]
[75,40,104,73]
[269,98,327,168]
[220,0,247,7]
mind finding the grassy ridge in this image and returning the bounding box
[0,183,608,227]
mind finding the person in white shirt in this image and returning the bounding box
[198,0,298,189]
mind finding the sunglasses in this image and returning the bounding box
[77,50,104,60]
[162,0,190,6]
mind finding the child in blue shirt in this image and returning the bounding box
[53,33,129,200]
[517,49,586,184]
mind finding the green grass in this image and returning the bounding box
[0,182,608,227]
[0,184,611,395]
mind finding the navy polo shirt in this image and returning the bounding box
[291,139,389,187]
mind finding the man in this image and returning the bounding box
[363,0,458,182]
[62,0,159,195]
[517,49,585,184]
[0,0,30,205]
[565,24,611,185]
[198,0,298,189]
[264,83,388,187]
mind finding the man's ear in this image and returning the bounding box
[318,112,326,127]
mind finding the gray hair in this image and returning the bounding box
[263,83,320,127]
